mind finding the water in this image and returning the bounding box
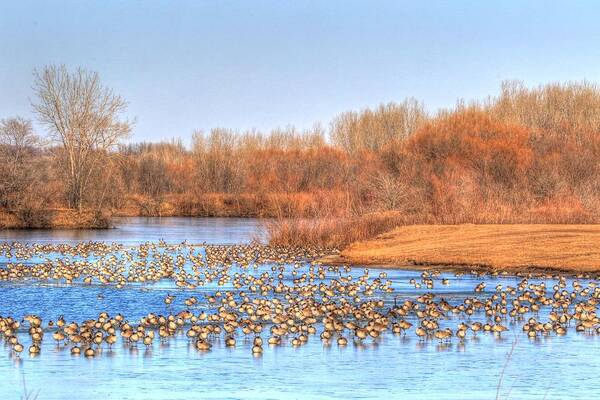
[0,218,599,399]
[0,217,265,245]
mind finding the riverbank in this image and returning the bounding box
[114,192,348,218]
[1,191,349,229]
[320,224,600,273]
[0,209,111,229]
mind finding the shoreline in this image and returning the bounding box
[0,208,272,230]
[4,214,600,277]
[319,224,600,275]
[319,254,600,277]
[0,209,112,230]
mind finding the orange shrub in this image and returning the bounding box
[407,109,532,188]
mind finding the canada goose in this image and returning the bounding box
[267,336,281,345]
[415,327,427,341]
[3,241,600,365]
[143,335,153,347]
[13,343,24,356]
[195,340,211,351]
[492,324,508,337]
[53,331,65,344]
[355,328,368,340]
[252,344,263,354]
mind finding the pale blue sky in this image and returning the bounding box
[1,0,600,142]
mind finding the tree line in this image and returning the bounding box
[1,66,599,232]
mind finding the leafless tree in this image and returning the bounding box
[192,129,243,193]
[370,173,410,211]
[32,65,132,210]
[0,117,40,209]
[330,98,428,153]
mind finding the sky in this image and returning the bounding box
[1,0,600,143]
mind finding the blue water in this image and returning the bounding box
[0,217,265,244]
[0,218,598,399]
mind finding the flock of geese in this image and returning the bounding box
[1,241,600,360]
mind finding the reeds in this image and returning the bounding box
[266,212,410,248]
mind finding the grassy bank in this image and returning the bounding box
[115,192,349,218]
[0,191,347,229]
[320,224,600,273]
[0,209,111,229]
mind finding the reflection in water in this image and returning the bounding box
[0,218,599,400]
[0,217,265,245]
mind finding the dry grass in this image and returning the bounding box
[266,212,410,248]
[321,224,600,272]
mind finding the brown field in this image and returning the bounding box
[320,224,600,273]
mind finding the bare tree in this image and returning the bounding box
[32,65,132,210]
[370,173,410,211]
[330,98,427,153]
[138,154,171,202]
[0,117,40,208]
[192,129,243,194]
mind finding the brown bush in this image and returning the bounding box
[266,212,413,248]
